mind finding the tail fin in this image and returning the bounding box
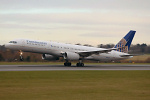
[114,30,136,53]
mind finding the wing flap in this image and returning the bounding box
[120,54,143,57]
[76,48,118,57]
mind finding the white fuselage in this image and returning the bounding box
[5,39,132,61]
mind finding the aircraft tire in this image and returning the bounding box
[76,63,84,67]
[64,62,71,66]
[81,63,84,67]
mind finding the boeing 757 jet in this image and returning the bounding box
[5,30,136,66]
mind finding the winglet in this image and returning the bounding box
[114,30,136,53]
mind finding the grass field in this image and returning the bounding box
[0,71,150,100]
[123,54,150,63]
[0,62,63,65]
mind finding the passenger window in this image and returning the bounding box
[9,41,17,44]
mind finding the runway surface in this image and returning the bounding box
[0,64,150,71]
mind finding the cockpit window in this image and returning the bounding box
[9,41,17,44]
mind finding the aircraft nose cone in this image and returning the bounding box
[4,44,6,48]
[2,44,5,48]
[4,43,9,49]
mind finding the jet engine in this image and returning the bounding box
[42,54,59,60]
[65,52,80,60]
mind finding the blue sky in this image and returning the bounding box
[0,0,150,46]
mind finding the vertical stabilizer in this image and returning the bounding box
[114,30,136,53]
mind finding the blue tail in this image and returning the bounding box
[114,30,136,53]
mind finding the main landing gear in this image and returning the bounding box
[64,62,84,67]
[63,58,85,67]
[64,61,84,67]
[62,52,84,67]
[64,59,84,67]
[76,58,84,67]
[62,52,71,66]
[64,60,71,66]
[76,63,84,67]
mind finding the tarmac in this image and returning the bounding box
[0,64,150,71]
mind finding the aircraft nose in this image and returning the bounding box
[4,43,10,49]
[4,44,6,47]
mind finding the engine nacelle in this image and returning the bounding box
[66,52,80,60]
[42,54,59,60]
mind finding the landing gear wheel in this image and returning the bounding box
[76,63,84,67]
[20,55,24,61]
[64,62,71,66]
[81,63,84,67]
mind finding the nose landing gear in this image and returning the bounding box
[19,51,24,61]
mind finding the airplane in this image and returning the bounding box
[5,30,136,66]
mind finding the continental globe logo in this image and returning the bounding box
[115,38,128,53]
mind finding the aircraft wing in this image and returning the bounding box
[120,54,143,57]
[76,48,117,57]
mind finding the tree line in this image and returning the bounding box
[0,43,150,62]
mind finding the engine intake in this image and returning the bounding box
[65,52,80,60]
